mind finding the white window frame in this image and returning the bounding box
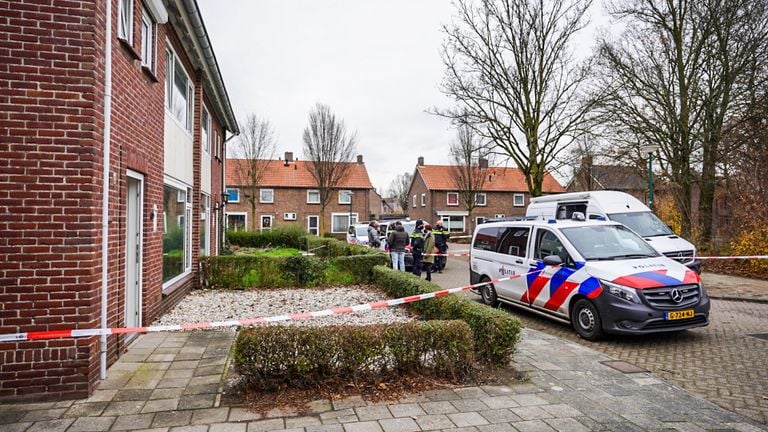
[162,177,192,291]
[140,7,155,70]
[307,215,320,236]
[421,193,426,207]
[165,44,194,134]
[447,192,459,206]
[412,195,417,208]
[339,190,352,204]
[225,212,247,232]
[118,0,134,43]
[260,188,274,204]
[440,215,465,232]
[307,189,320,204]
[260,215,274,232]
[331,212,359,233]
[201,106,211,155]
[476,192,487,206]
[513,193,525,207]
[200,193,210,257]
[226,188,239,203]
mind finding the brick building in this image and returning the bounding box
[225,153,374,235]
[407,157,564,234]
[0,0,238,401]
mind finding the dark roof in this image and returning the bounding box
[571,164,646,191]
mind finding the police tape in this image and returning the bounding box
[0,271,542,343]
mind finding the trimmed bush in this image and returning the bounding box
[233,321,474,390]
[227,224,308,249]
[304,235,377,257]
[372,265,522,364]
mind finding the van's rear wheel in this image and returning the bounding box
[571,299,603,341]
[480,277,497,306]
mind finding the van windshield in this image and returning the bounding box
[560,225,660,261]
[607,212,673,237]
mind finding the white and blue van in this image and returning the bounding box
[469,217,710,340]
[526,191,701,273]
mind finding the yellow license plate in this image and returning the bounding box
[665,309,694,320]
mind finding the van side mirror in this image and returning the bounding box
[543,255,563,266]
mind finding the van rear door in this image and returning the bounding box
[494,225,532,301]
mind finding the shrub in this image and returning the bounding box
[372,266,522,364]
[227,224,308,249]
[303,235,376,257]
[233,321,474,390]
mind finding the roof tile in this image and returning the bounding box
[226,159,373,189]
[417,165,563,193]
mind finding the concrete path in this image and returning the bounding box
[1,327,766,431]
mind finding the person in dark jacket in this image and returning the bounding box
[387,221,409,271]
[367,221,381,248]
[432,220,450,272]
[422,224,435,281]
[410,220,425,276]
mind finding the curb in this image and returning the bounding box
[708,294,768,304]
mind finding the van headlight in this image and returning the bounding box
[601,280,640,303]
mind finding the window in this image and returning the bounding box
[534,229,573,267]
[140,7,155,70]
[339,190,352,204]
[214,131,220,159]
[226,188,239,203]
[307,189,320,204]
[307,215,320,236]
[200,194,210,257]
[441,215,465,232]
[260,188,274,203]
[226,213,247,231]
[447,192,459,206]
[163,182,191,285]
[118,0,134,43]
[513,193,525,207]
[165,47,194,132]
[498,227,530,257]
[475,193,487,206]
[412,195,417,208]
[201,107,210,155]
[421,193,426,207]
[260,215,273,231]
[331,212,358,233]
[473,227,499,252]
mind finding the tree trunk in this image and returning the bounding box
[698,140,717,245]
[250,201,257,231]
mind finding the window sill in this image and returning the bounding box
[118,37,141,60]
[162,271,192,296]
[142,65,159,82]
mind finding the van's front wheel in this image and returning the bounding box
[480,277,497,306]
[571,299,603,341]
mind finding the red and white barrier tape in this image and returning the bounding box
[0,271,541,343]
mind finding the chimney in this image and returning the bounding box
[418,156,424,166]
[284,152,293,167]
[479,158,488,169]
[581,156,593,167]
[356,154,363,164]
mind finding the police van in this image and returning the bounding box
[469,216,710,340]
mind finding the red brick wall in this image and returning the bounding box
[0,0,105,401]
[226,186,371,234]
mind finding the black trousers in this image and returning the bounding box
[412,251,423,276]
[435,244,447,270]
[423,262,433,281]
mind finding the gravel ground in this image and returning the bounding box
[153,285,415,328]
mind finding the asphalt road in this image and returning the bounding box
[428,252,768,425]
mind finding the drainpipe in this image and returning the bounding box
[100,0,113,381]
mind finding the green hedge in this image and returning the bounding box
[200,253,389,289]
[226,224,308,249]
[233,321,474,390]
[372,266,522,365]
[303,236,378,257]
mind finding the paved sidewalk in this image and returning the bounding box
[702,272,768,302]
[1,328,766,431]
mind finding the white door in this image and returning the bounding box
[308,215,319,236]
[125,172,143,338]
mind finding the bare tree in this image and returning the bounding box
[436,0,596,197]
[231,114,276,231]
[387,172,413,213]
[302,103,358,235]
[449,126,489,234]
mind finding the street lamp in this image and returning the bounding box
[640,144,661,211]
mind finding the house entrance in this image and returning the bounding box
[125,171,144,340]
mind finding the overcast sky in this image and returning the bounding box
[198,0,608,194]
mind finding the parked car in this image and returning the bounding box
[469,216,710,340]
[526,191,701,273]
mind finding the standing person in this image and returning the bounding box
[367,221,381,248]
[411,220,425,277]
[432,220,450,272]
[387,221,409,271]
[422,224,435,281]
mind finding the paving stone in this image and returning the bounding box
[386,403,425,418]
[142,398,181,413]
[115,388,155,401]
[178,394,217,410]
[152,388,187,400]
[542,418,589,432]
[446,412,489,428]
[170,360,200,370]
[195,365,226,376]
[479,396,519,410]
[169,426,208,432]
[103,400,146,416]
[0,411,26,424]
[539,404,582,418]
[342,420,383,432]
[184,384,219,395]
[189,374,222,386]
[477,408,522,424]
[0,422,33,432]
[210,423,248,432]
[378,417,420,432]
[510,406,552,421]
[450,399,488,413]
[355,406,392,421]
[477,424,517,432]
[510,394,548,407]
[158,377,193,389]
[453,387,488,400]
[420,401,459,415]
[165,368,196,379]
[305,425,344,432]
[53,400,75,408]
[333,396,367,410]
[67,416,117,432]
[246,418,285,431]
[25,418,75,432]
[265,406,300,419]
[20,409,67,422]
[414,414,455,430]
[228,407,262,422]
[152,410,193,428]
[423,389,461,401]
[285,416,322,428]
[63,402,109,418]
[112,413,156,431]
[191,407,230,425]
[479,386,514,397]
[511,419,556,432]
